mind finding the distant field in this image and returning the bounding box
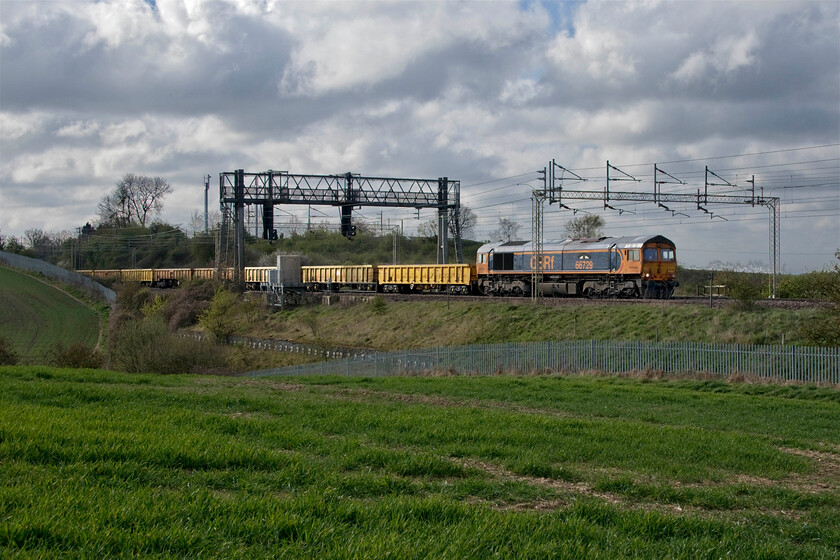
[0,266,100,362]
[1,367,838,558]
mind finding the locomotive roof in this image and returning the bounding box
[477,235,675,254]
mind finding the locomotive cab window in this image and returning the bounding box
[626,249,640,261]
[479,254,486,264]
[661,249,675,261]
[643,248,659,261]
[493,253,515,270]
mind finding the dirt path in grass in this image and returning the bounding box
[311,385,840,511]
[322,386,580,420]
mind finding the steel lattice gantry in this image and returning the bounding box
[549,186,782,297]
[219,169,463,282]
[530,189,547,302]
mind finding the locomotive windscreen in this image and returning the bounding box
[493,253,515,270]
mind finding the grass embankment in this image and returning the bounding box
[260,298,818,351]
[0,266,101,362]
[1,367,838,557]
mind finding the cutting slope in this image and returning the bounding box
[0,266,100,362]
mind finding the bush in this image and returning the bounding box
[801,250,840,346]
[778,270,840,299]
[369,297,388,315]
[161,280,214,331]
[110,317,224,374]
[0,336,18,365]
[117,283,154,315]
[198,287,244,341]
[50,342,103,369]
[719,271,765,310]
[802,312,840,347]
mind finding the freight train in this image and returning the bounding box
[78,234,678,299]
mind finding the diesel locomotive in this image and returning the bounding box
[476,235,678,299]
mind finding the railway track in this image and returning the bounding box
[344,292,829,309]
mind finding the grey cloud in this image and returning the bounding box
[1,0,837,272]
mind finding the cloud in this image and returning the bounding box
[0,0,837,272]
[670,31,759,84]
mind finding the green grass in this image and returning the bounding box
[2,367,839,558]
[0,267,101,362]
[262,298,819,351]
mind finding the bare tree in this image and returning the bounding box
[23,228,51,249]
[97,180,131,227]
[21,228,69,261]
[564,215,605,238]
[417,219,437,239]
[417,206,478,239]
[98,174,173,227]
[449,206,477,238]
[490,217,522,242]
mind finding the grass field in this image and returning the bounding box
[1,366,838,558]
[0,266,101,362]
[262,298,821,351]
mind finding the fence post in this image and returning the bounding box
[637,341,642,371]
[546,340,550,371]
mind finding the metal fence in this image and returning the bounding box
[0,251,116,303]
[247,340,840,384]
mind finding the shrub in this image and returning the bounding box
[778,270,838,299]
[719,271,765,310]
[110,317,224,374]
[369,297,388,315]
[50,342,103,369]
[0,336,18,365]
[141,295,167,319]
[117,283,153,315]
[198,287,243,341]
[161,280,214,331]
[801,250,840,346]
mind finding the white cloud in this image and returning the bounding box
[547,8,638,82]
[499,79,542,106]
[278,2,542,96]
[81,0,158,49]
[100,120,148,145]
[57,120,101,138]
[671,31,760,83]
[0,0,837,272]
[0,111,46,140]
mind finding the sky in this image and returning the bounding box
[1,0,838,273]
